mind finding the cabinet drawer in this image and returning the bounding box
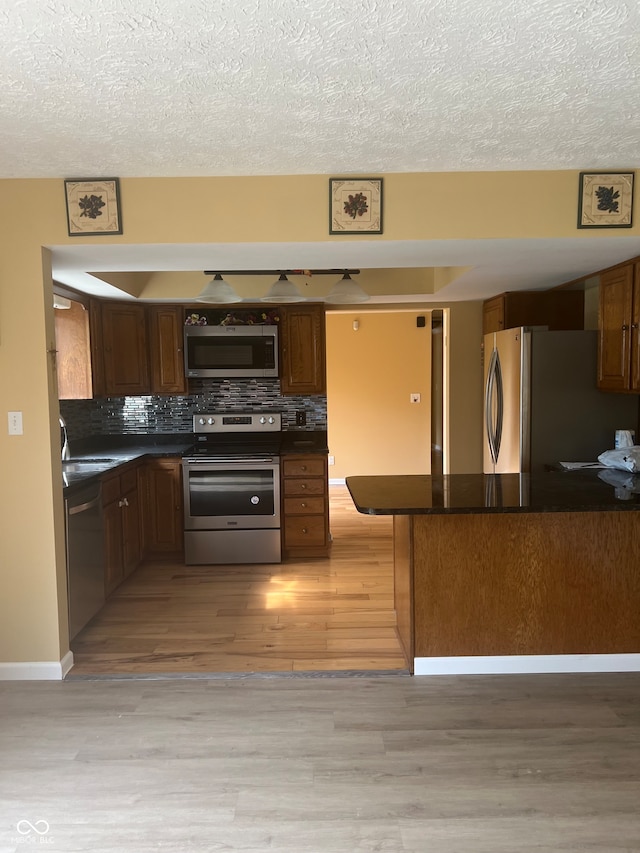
[283,457,325,477]
[283,478,325,497]
[283,496,326,515]
[284,515,326,547]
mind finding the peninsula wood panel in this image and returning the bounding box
[393,514,413,669]
[411,511,640,657]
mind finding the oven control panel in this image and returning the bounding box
[192,412,282,433]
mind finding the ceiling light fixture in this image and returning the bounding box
[324,272,370,304]
[261,273,304,303]
[196,273,242,304]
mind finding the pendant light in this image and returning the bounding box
[261,273,304,303]
[197,274,242,304]
[325,272,370,304]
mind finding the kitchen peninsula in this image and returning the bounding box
[347,470,640,676]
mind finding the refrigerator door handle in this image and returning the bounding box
[485,348,504,465]
[493,350,504,461]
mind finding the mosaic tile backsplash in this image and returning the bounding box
[59,379,327,440]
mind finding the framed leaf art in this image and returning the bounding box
[64,178,122,236]
[329,178,383,234]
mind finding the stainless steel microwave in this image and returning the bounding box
[183,325,279,378]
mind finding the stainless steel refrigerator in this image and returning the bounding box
[483,328,639,473]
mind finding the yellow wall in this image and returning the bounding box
[326,311,432,478]
[0,171,634,670]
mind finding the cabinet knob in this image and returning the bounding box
[632,323,639,330]
[300,483,307,490]
[302,528,308,534]
[301,502,307,508]
[622,324,629,331]
[300,465,307,471]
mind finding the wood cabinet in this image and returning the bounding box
[54,298,92,399]
[281,454,330,557]
[89,301,185,397]
[100,302,150,395]
[102,463,141,596]
[280,304,326,395]
[598,263,640,392]
[147,305,187,394]
[139,457,184,559]
[482,290,584,335]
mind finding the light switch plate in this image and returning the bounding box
[8,411,23,435]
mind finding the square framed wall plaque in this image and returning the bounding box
[64,178,122,236]
[329,178,383,234]
[578,172,634,228]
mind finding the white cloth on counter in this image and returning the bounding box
[597,446,640,474]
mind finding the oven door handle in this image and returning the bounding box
[183,456,279,464]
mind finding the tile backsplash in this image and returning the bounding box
[59,379,327,440]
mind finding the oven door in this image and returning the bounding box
[182,458,281,530]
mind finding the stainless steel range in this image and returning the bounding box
[182,412,282,565]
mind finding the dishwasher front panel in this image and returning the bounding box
[65,482,105,640]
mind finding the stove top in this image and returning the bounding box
[184,412,282,459]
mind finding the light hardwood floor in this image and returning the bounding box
[69,485,408,676]
[2,673,640,851]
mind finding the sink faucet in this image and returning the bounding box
[59,415,70,461]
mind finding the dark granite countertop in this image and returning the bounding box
[62,430,328,492]
[346,469,640,515]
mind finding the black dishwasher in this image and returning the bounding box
[65,481,105,640]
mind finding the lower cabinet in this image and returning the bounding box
[102,463,141,596]
[139,457,184,559]
[281,454,330,558]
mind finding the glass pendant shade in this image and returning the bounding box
[197,274,242,304]
[325,273,370,304]
[261,273,304,303]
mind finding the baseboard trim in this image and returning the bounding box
[329,477,346,486]
[413,654,640,676]
[0,652,75,681]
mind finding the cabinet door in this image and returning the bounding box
[631,267,640,392]
[101,302,150,395]
[482,296,505,335]
[121,486,141,577]
[54,299,92,399]
[148,306,187,394]
[598,265,634,391]
[141,459,184,558]
[103,499,123,596]
[280,304,326,395]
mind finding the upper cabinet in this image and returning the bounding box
[598,263,640,393]
[54,298,93,400]
[67,301,186,398]
[482,290,584,336]
[280,303,326,395]
[100,302,150,396]
[147,306,187,395]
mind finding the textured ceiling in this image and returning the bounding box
[2,0,640,178]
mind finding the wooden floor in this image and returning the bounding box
[69,485,408,676]
[2,673,640,851]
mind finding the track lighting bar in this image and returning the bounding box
[202,269,360,276]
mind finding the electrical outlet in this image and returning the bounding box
[410,393,421,404]
[328,455,335,465]
[8,411,23,435]
[296,410,306,426]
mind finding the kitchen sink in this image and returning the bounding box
[62,460,118,473]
